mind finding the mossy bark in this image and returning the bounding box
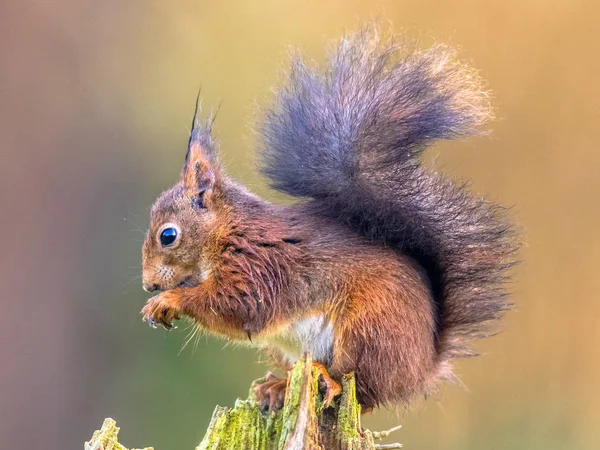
[86,355,401,450]
[84,417,153,450]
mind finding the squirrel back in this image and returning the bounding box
[259,27,517,369]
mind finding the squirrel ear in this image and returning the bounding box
[182,157,215,195]
[180,95,220,203]
[181,141,219,206]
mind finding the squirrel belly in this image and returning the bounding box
[257,315,335,365]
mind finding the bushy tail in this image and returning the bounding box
[259,27,517,364]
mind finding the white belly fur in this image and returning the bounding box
[262,315,334,365]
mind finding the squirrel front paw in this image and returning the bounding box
[141,292,183,330]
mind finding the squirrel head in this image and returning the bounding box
[142,112,229,293]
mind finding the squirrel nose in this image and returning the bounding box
[143,283,160,293]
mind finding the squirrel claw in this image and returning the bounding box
[146,317,158,329]
[319,375,342,408]
[161,320,174,331]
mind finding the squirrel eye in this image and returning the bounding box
[160,227,178,247]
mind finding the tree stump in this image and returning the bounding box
[86,355,401,449]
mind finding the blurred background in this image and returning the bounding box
[1,0,598,449]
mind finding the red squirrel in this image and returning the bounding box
[141,28,517,412]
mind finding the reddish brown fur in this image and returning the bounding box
[142,139,440,409]
[141,29,516,411]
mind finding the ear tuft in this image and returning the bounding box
[180,94,221,197]
[185,92,219,168]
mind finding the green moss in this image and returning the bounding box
[196,406,229,449]
[277,357,307,447]
[336,373,361,442]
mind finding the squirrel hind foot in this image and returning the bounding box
[253,372,288,414]
[312,362,342,408]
